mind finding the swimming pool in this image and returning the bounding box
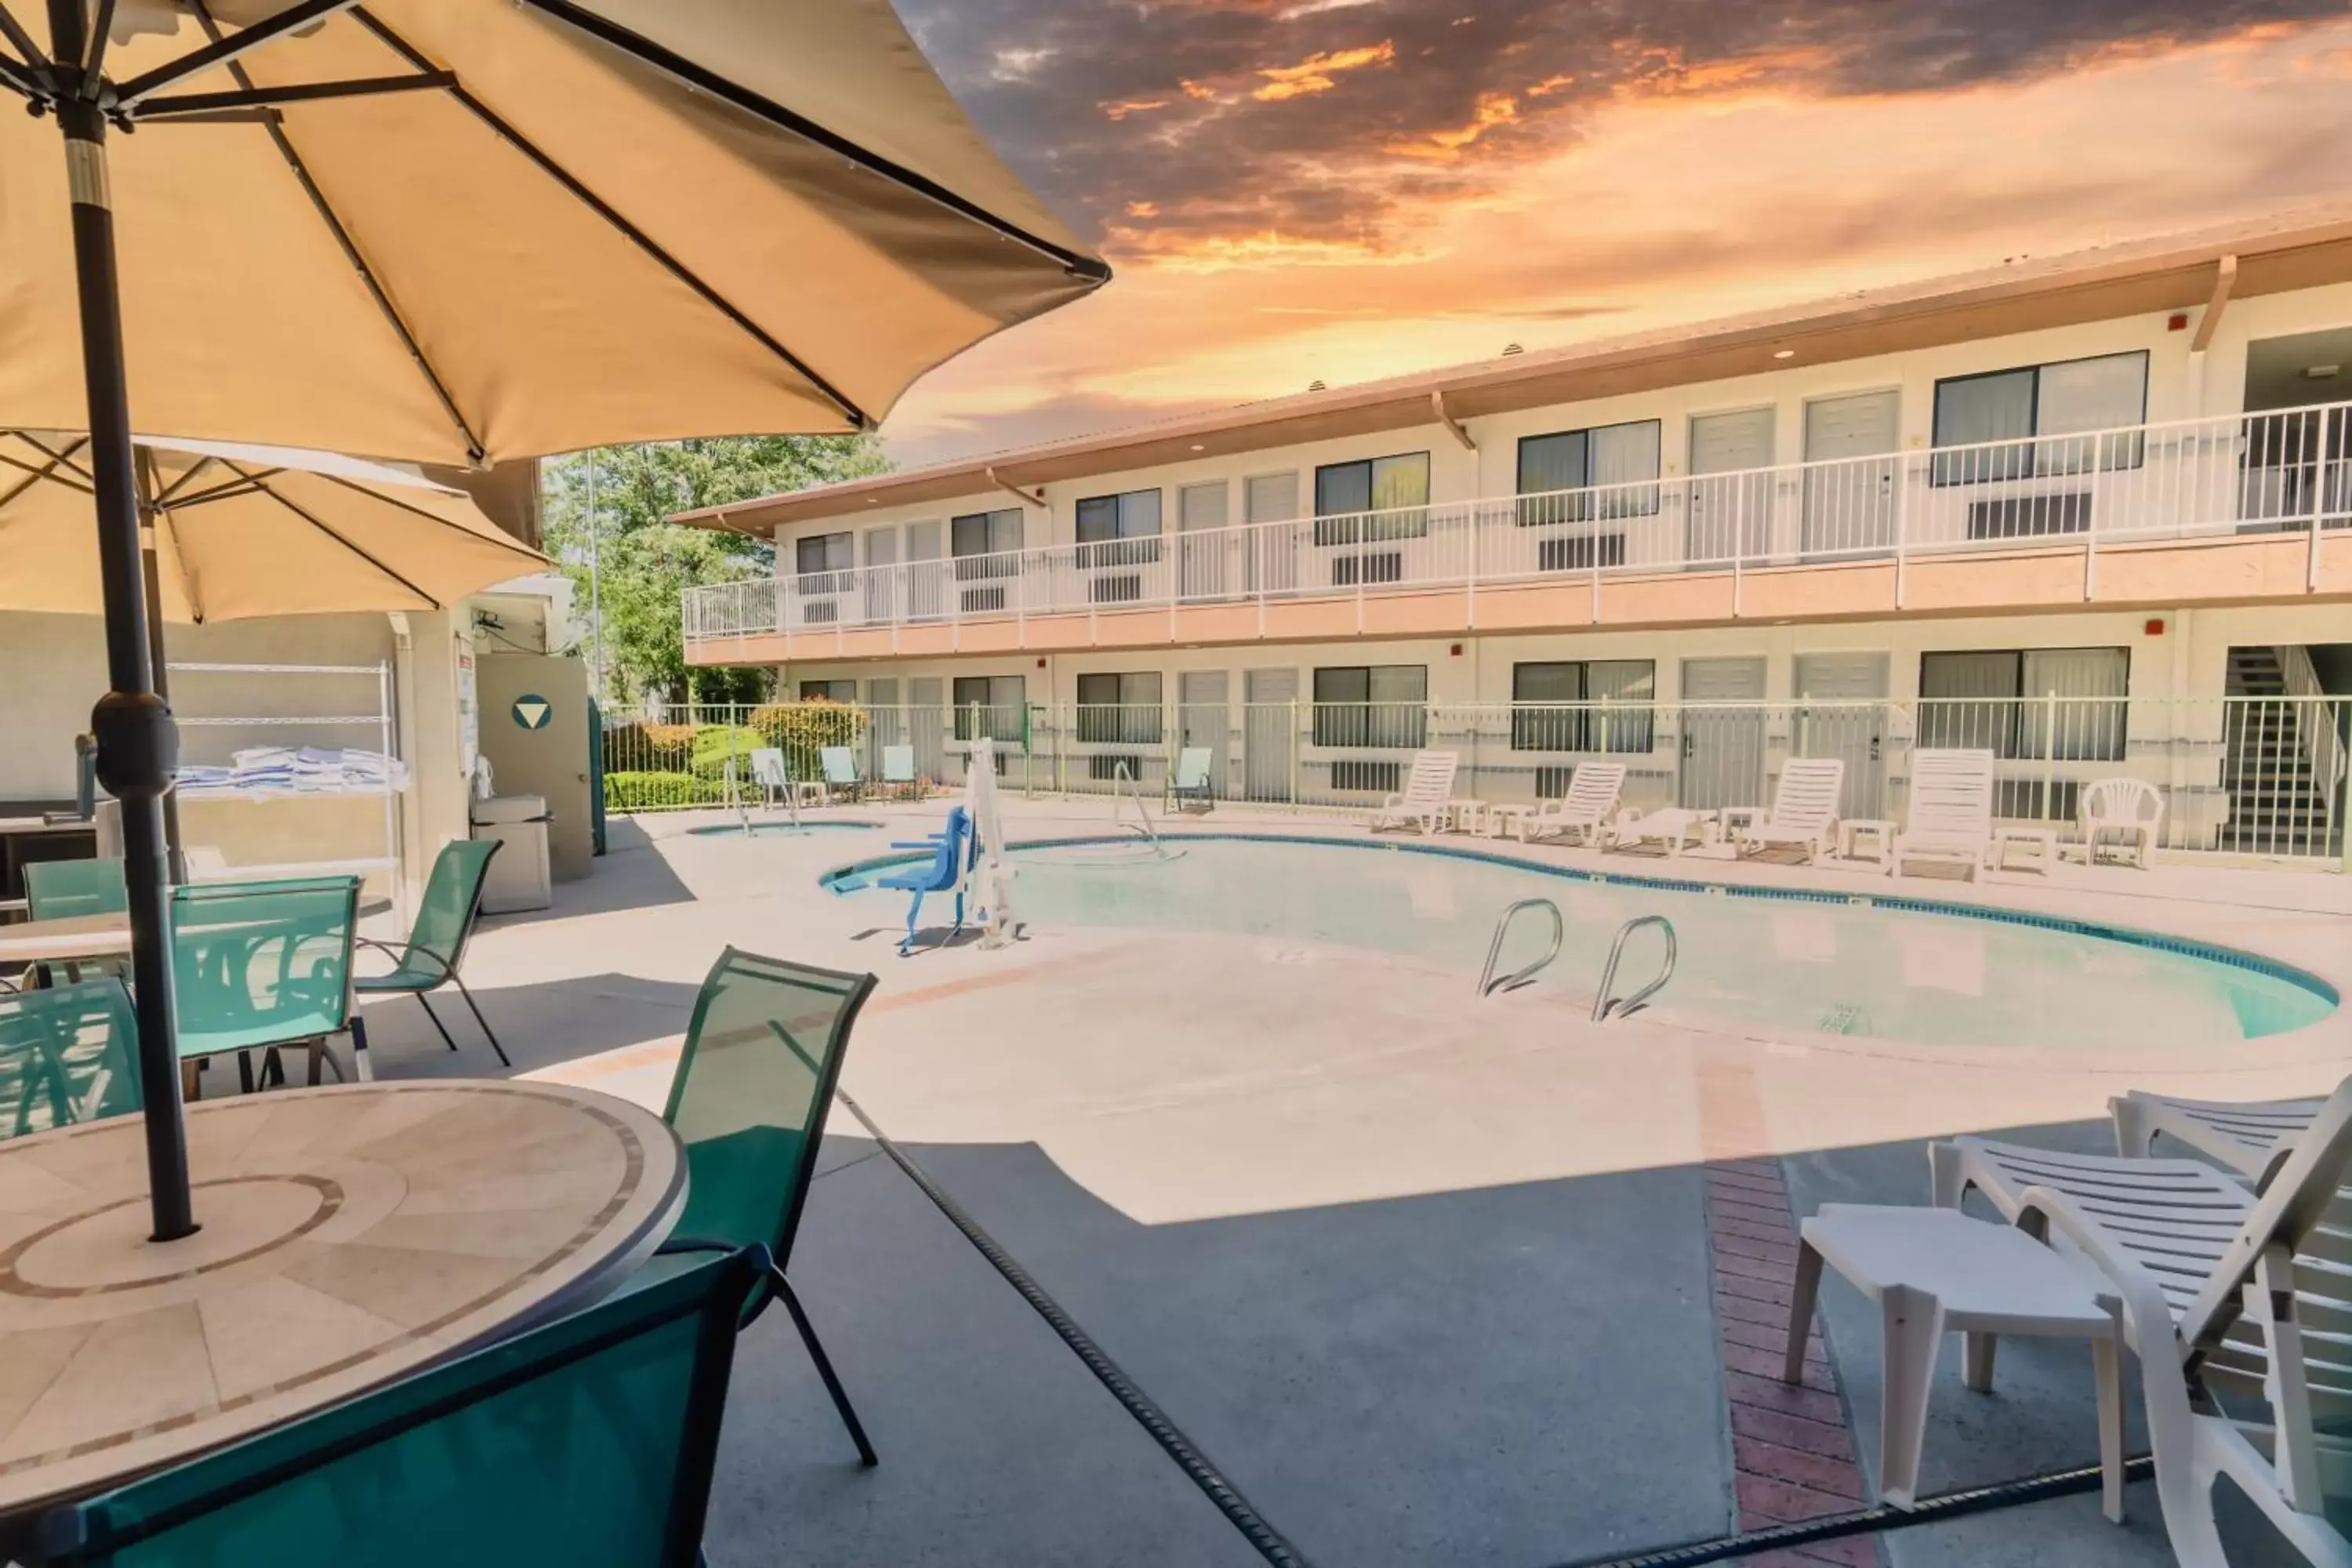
[689,821,882,838]
[826,834,2337,1050]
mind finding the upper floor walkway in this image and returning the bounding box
[684,401,2352,665]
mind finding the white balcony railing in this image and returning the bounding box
[682,401,2352,644]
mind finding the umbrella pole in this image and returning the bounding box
[46,0,197,1242]
[135,483,187,887]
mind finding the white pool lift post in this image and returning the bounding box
[964,738,1014,948]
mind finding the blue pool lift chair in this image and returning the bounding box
[877,807,972,955]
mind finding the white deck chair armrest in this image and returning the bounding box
[2010,1182,2177,1349]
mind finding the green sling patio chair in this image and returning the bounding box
[642,946,880,1468]
[36,1244,766,1568]
[23,856,125,920]
[171,876,361,1099]
[351,839,508,1074]
[22,857,127,986]
[0,977,141,1140]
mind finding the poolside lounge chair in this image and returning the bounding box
[750,747,793,807]
[22,857,125,985]
[0,977,141,1139]
[1171,746,1215,812]
[1520,760,1625,846]
[1889,749,1995,880]
[2071,777,2163,869]
[39,1245,766,1567]
[878,806,973,954]
[1368,751,1458,835]
[1603,804,1715,858]
[1928,1076,2352,1568]
[881,744,921,797]
[2111,1089,2322,1180]
[350,839,508,1080]
[1726,758,1844,865]
[820,746,863,803]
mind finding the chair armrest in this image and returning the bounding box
[2010,1182,2177,1352]
[656,1236,736,1257]
[352,935,452,983]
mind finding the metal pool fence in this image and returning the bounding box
[603,695,2352,868]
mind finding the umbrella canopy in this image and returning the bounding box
[0,0,1110,462]
[0,430,547,619]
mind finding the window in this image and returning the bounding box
[1916,648,2126,761]
[1075,672,1163,744]
[951,674,1026,743]
[1509,660,1656,753]
[1076,489,1163,568]
[1311,665,1427,749]
[795,532,853,579]
[798,680,858,704]
[1515,422,1663,528]
[1932,351,2148,490]
[951,509,1024,575]
[1313,452,1430,546]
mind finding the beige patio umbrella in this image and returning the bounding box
[0,0,1108,1237]
[0,429,546,622]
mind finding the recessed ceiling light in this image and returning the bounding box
[866,497,878,504]
[2305,364,2341,379]
[1773,349,1795,360]
[1190,443,1206,452]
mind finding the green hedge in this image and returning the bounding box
[604,770,728,811]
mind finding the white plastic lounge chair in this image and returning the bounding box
[1889,749,1995,880]
[2073,777,2163,869]
[1520,761,1626,846]
[1603,805,1715,858]
[1368,752,1458,835]
[819,746,862,803]
[2111,1090,2324,1181]
[881,744,920,797]
[1930,1078,2352,1568]
[1171,747,1215,812]
[749,748,792,806]
[1726,757,1845,865]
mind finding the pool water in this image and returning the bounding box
[829,836,2335,1050]
[689,821,881,838]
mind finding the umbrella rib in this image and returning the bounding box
[221,463,448,608]
[0,6,49,73]
[8,430,96,486]
[113,0,362,105]
[187,3,487,464]
[310,470,546,568]
[513,0,1111,285]
[0,436,93,510]
[351,5,873,433]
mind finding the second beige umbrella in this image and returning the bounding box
[0,429,547,621]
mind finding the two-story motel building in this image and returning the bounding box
[677,207,2352,861]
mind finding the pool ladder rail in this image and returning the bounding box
[1475,901,1678,1022]
[1109,760,1171,861]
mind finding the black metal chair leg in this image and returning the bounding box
[238,1051,256,1094]
[774,1272,877,1468]
[415,993,463,1053]
[452,977,511,1068]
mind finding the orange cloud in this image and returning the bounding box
[1127,200,1161,218]
[1100,96,1170,120]
[1388,89,1520,160]
[1252,41,1396,101]
[1180,78,1219,100]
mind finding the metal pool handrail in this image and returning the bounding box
[1478,898,1564,998]
[1593,915,1676,1022]
[1109,760,1168,859]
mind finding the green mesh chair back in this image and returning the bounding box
[386,839,500,986]
[170,876,360,1057]
[23,857,126,921]
[37,1245,764,1568]
[0,978,141,1140]
[666,948,876,1273]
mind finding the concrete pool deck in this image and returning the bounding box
[345,799,2352,1566]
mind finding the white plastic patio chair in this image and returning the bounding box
[1929,1076,2352,1568]
[881,744,920,797]
[1726,757,1845,865]
[1368,752,1458,835]
[2073,777,2164,869]
[1602,804,1714,858]
[2111,1090,2324,1181]
[1889,749,1995,880]
[819,746,862,803]
[1171,746,1215,812]
[749,748,792,807]
[1520,760,1625,846]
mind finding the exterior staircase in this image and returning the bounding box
[2220,647,2343,857]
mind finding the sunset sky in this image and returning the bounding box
[878,0,2352,466]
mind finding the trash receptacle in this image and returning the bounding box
[472,794,552,913]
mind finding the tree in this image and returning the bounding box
[540,435,889,706]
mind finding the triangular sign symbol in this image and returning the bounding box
[516,702,549,729]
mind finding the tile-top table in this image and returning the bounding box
[0,1081,684,1528]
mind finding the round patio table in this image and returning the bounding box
[0,1080,684,1532]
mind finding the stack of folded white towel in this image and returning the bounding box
[176,747,411,795]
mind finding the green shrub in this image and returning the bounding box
[688,724,768,780]
[750,699,866,760]
[602,721,694,772]
[604,770,728,811]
